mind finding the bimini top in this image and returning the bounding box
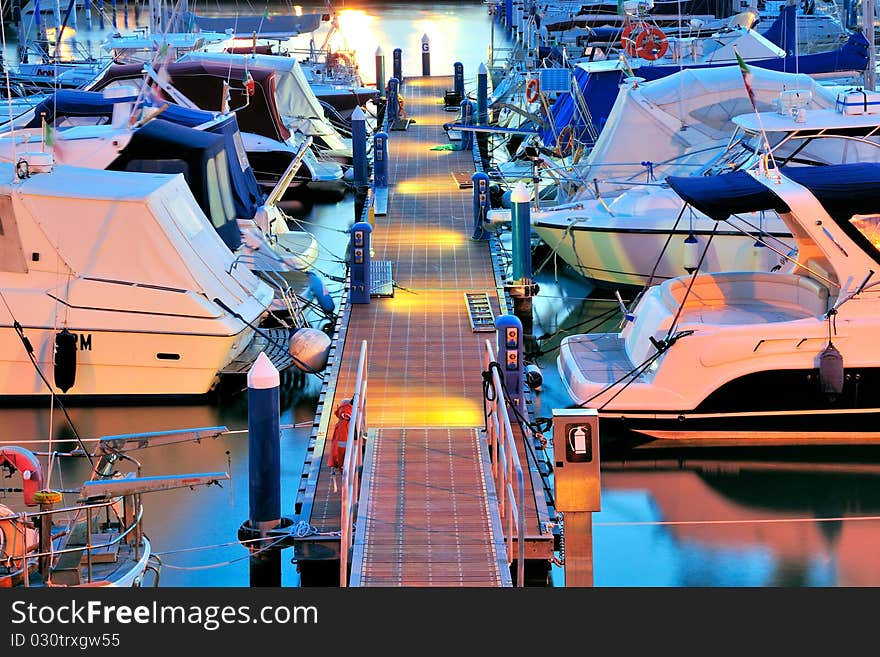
[667,163,880,224]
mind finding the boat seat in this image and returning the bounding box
[560,333,646,388]
[661,272,829,320]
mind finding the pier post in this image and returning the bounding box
[386,77,400,128]
[53,0,61,32]
[243,352,283,587]
[551,408,601,587]
[350,222,373,304]
[98,0,104,30]
[392,47,402,86]
[494,314,526,415]
[505,0,513,29]
[351,105,368,189]
[373,131,388,189]
[453,61,464,102]
[471,172,490,241]
[507,182,539,354]
[375,46,386,98]
[111,0,116,27]
[460,99,474,152]
[85,0,92,30]
[476,62,489,164]
[421,33,430,76]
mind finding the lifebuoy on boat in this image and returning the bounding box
[0,446,43,507]
[525,77,540,103]
[635,26,669,60]
[0,503,38,580]
[557,125,574,156]
[621,23,641,57]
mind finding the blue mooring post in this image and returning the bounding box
[374,132,388,188]
[511,182,532,282]
[351,105,368,189]
[392,48,402,86]
[477,63,488,126]
[506,182,539,360]
[375,46,386,99]
[245,351,282,587]
[386,77,400,128]
[460,99,474,151]
[454,61,464,100]
[421,33,430,76]
[505,0,513,28]
[350,222,373,304]
[472,172,490,240]
[495,314,525,414]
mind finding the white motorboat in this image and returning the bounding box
[0,157,282,398]
[524,76,880,289]
[557,161,880,445]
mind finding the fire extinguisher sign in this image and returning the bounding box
[564,423,592,462]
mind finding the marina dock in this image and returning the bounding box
[293,75,554,586]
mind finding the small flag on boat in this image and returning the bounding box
[244,69,255,96]
[734,47,757,110]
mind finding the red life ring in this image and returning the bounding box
[525,77,540,103]
[635,26,669,60]
[557,125,574,156]
[621,23,642,57]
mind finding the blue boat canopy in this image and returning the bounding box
[667,163,880,224]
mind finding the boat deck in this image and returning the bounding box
[293,76,554,585]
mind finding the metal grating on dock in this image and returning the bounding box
[294,76,554,585]
[350,428,510,586]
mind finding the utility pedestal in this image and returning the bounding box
[552,408,601,587]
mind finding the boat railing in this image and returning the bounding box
[340,339,368,587]
[483,339,526,586]
[1,495,144,587]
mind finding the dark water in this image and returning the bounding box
[4,1,880,587]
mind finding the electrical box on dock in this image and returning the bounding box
[552,408,601,512]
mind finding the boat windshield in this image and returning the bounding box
[849,215,880,256]
[702,126,880,176]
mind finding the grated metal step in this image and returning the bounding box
[464,292,496,332]
[371,260,394,297]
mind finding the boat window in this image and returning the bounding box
[0,195,28,273]
[849,215,880,255]
[214,151,237,220]
[56,116,109,128]
[124,158,189,180]
[101,80,143,97]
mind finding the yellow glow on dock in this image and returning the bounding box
[395,175,456,194]
[369,393,484,427]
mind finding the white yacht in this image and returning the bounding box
[557,161,880,446]
[0,159,280,398]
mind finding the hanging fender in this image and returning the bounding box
[525,77,540,103]
[0,446,44,507]
[53,328,77,393]
[635,26,669,60]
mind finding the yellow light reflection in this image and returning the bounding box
[294,5,302,17]
[370,394,483,427]
[396,175,456,194]
[44,28,77,61]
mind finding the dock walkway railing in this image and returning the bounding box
[483,340,526,586]
[340,340,368,587]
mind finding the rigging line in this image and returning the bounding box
[665,220,719,340]
[0,288,94,467]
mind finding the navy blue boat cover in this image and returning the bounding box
[667,163,880,223]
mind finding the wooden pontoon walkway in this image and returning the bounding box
[294,76,553,586]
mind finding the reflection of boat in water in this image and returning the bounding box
[0,439,227,587]
[596,458,880,585]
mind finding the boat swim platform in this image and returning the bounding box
[293,75,554,586]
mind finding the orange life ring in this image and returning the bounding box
[525,77,540,103]
[635,26,669,60]
[557,125,574,156]
[621,23,642,57]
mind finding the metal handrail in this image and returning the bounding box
[340,340,368,587]
[483,340,526,586]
